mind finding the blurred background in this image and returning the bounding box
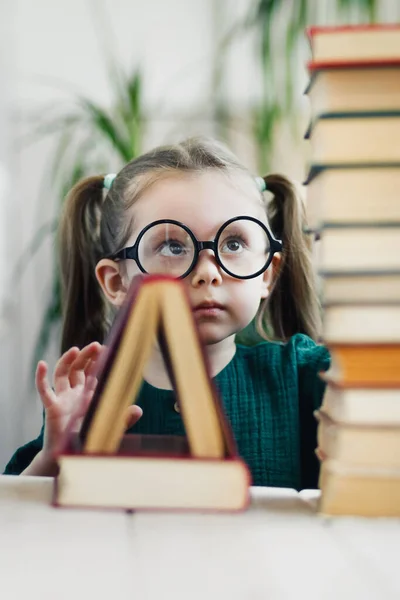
[0,0,398,469]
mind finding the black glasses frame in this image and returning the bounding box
[112,216,283,280]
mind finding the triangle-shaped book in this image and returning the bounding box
[54,275,250,512]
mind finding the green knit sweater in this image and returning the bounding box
[4,334,330,489]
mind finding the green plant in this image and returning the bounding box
[249,0,378,172]
[21,65,143,372]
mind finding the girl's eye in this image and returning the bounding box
[221,237,245,254]
[158,240,186,257]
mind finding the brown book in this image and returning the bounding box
[316,410,400,468]
[307,112,400,165]
[319,460,400,517]
[319,272,400,305]
[322,304,400,344]
[54,275,250,512]
[305,165,400,230]
[306,64,400,115]
[307,24,400,65]
[318,225,400,274]
[319,377,400,425]
[322,344,400,385]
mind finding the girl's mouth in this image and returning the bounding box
[193,302,225,317]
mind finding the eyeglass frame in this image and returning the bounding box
[111,216,283,280]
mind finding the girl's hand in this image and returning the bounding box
[23,342,142,476]
[38,342,102,455]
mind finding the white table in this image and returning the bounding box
[0,475,399,600]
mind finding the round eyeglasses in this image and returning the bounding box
[112,216,282,280]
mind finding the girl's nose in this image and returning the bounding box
[190,250,223,287]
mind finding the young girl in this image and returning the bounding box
[4,137,330,488]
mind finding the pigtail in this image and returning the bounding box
[258,173,321,342]
[58,175,109,353]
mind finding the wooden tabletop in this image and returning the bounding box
[0,475,399,600]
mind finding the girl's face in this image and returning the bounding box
[122,171,278,347]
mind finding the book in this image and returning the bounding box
[322,344,400,385]
[306,23,400,519]
[318,460,400,517]
[305,165,400,230]
[319,272,400,304]
[55,275,250,512]
[307,24,400,65]
[307,64,400,115]
[318,225,400,273]
[319,379,400,426]
[316,410,400,468]
[81,276,225,457]
[54,442,250,511]
[322,304,400,343]
[307,112,400,165]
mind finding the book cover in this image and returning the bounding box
[307,58,400,73]
[318,271,400,305]
[304,162,400,185]
[305,65,400,115]
[317,225,400,274]
[322,304,400,344]
[318,377,400,425]
[316,410,400,468]
[321,343,400,386]
[318,460,400,517]
[305,110,400,139]
[307,24,400,66]
[307,24,400,37]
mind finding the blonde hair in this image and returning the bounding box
[59,137,321,353]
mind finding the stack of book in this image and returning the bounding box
[305,24,400,516]
[54,275,250,512]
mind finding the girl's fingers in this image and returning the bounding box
[69,358,89,389]
[315,447,326,462]
[68,342,103,388]
[75,388,95,419]
[36,361,57,410]
[83,346,104,377]
[84,368,98,395]
[125,405,143,430]
[53,347,80,393]
[74,358,102,417]
[71,342,103,371]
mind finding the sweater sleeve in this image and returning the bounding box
[292,334,331,490]
[3,423,44,475]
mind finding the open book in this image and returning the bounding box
[54,275,250,512]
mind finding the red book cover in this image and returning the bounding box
[307,58,400,71]
[78,273,148,444]
[307,24,400,39]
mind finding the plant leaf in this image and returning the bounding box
[79,98,133,161]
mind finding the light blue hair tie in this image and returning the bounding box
[104,173,116,190]
[255,176,267,192]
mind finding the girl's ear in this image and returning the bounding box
[261,254,281,299]
[95,259,128,307]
